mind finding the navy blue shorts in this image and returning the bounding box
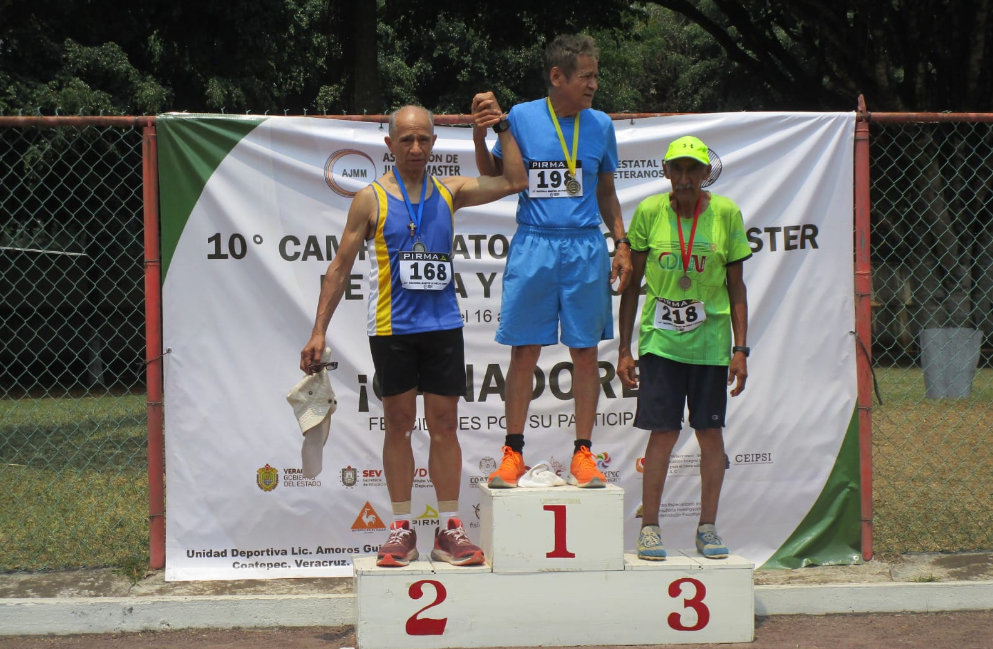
[633,353,727,431]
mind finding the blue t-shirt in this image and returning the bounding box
[492,98,619,229]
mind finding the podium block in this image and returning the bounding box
[354,484,755,648]
[478,483,624,573]
[353,552,754,648]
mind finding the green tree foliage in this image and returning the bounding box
[2,0,987,115]
[0,0,333,115]
[646,0,992,111]
[377,0,631,114]
[591,5,779,113]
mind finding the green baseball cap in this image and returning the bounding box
[664,136,710,165]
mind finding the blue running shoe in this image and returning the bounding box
[695,524,729,559]
[637,525,667,560]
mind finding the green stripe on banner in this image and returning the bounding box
[157,115,266,280]
[761,407,862,569]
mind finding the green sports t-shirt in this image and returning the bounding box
[628,192,752,365]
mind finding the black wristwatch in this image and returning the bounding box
[732,346,750,357]
[492,119,510,134]
[614,237,631,248]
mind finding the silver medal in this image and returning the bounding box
[412,241,427,253]
[678,275,692,290]
[565,178,580,195]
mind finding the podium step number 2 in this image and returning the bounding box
[354,484,754,648]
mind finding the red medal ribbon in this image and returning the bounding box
[675,194,703,276]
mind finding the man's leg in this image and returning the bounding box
[637,429,679,560]
[423,393,460,504]
[489,344,540,488]
[425,392,484,565]
[641,430,680,527]
[695,427,729,558]
[377,388,419,567]
[567,345,607,488]
[382,389,418,505]
[695,428,726,525]
[569,345,599,441]
[506,344,542,436]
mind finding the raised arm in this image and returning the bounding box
[449,92,526,210]
[299,188,375,373]
[597,172,632,293]
[472,93,504,177]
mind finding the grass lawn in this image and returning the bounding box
[871,367,993,556]
[0,394,148,572]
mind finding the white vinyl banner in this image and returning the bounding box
[161,112,856,580]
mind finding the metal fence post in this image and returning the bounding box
[143,122,166,570]
[855,96,874,561]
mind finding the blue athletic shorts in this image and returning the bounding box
[496,224,613,348]
[633,353,728,431]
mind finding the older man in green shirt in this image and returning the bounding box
[618,135,751,560]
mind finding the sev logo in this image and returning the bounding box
[256,464,279,492]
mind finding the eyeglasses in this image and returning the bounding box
[308,361,338,372]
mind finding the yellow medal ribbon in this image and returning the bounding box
[546,97,580,180]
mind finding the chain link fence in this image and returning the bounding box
[1,115,991,572]
[870,118,993,555]
[0,122,149,571]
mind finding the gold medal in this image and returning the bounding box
[566,177,580,195]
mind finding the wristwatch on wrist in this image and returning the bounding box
[614,237,631,248]
[492,119,510,134]
[732,346,750,357]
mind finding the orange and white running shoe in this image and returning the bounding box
[487,446,525,488]
[567,446,606,488]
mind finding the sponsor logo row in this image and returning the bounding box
[258,450,774,493]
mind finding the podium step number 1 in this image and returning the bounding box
[355,484,754,648]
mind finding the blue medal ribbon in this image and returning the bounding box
[393,168,428,239]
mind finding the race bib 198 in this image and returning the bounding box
[654,297,707,332]
[528,160,583,198]
[398,251,452,291]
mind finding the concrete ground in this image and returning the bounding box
[2,551,992,638]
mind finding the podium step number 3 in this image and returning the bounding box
[355,484,754,648]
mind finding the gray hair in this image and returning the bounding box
[543,34,599,89]
[388,105,435,140]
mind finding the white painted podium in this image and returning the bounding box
[354,484,754,648]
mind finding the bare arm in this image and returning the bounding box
[449,92,527,210]
[473,126,503,177]
[726,261,749,396]
[472,92,504,177]
[299,188,375,373]
[597,172,632,293]
[617,249,648,389]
